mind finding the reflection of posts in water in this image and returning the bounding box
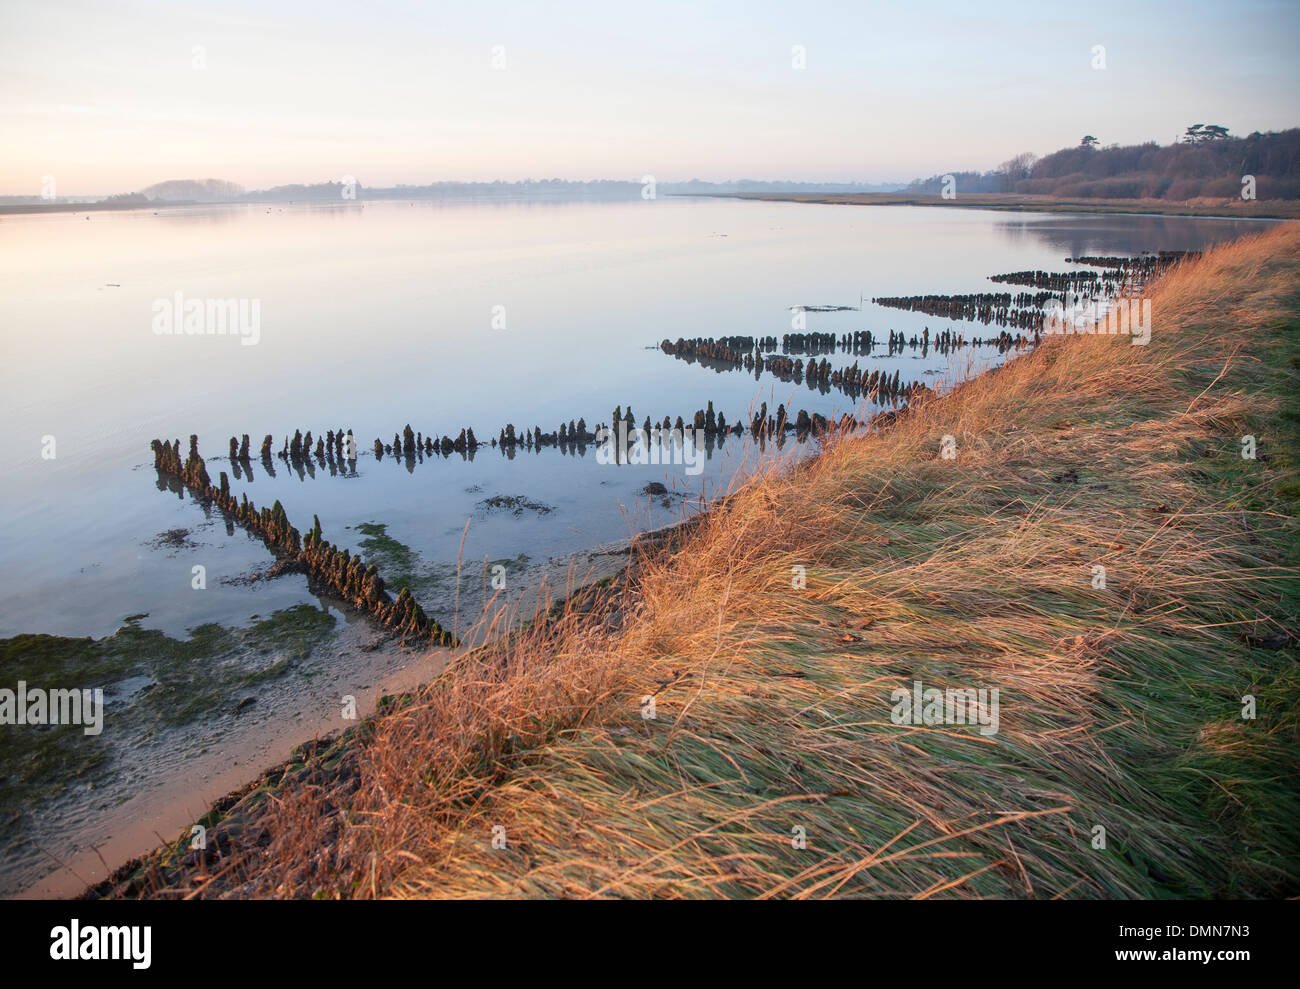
[154,466,184,498]
[258,434,276,478]
[189,399,919,493]
[596,422,709,476]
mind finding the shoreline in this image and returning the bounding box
[707,191,1300,221]
[25,215,1294,894]
[11,528,660,899]
[76,222,1299,899]
[61,432,885,900]
[8,192,1298,222]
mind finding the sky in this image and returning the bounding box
[1,0,1297,195]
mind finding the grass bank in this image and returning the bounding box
[717,191,1300,221]
[95,223,1299,899]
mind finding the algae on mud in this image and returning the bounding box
[0,604,337,829]
[352,521,531,598]
[351,522,445,598]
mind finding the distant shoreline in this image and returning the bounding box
[8,193,1296,221]
[711,191,1300,221]
[0,200,164,216]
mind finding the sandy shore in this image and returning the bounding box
[13,532,643,899]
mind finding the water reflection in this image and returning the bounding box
[995,214,1271,259]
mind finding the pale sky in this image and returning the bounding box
[2,0,1297,195]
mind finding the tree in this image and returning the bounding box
[1183,123,1230,145]
[1080,135,1099,149]
[999,151,1038,190]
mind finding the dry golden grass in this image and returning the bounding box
[114,223,1300,900]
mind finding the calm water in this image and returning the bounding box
[0,199,1268,640]
[0,198,1274,895]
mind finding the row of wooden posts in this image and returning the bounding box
[151,435,456,647]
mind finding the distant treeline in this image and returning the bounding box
[362,178,906,200]
[908,128,1300,200]
[23,177,901,207]
[4,176,909,207]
